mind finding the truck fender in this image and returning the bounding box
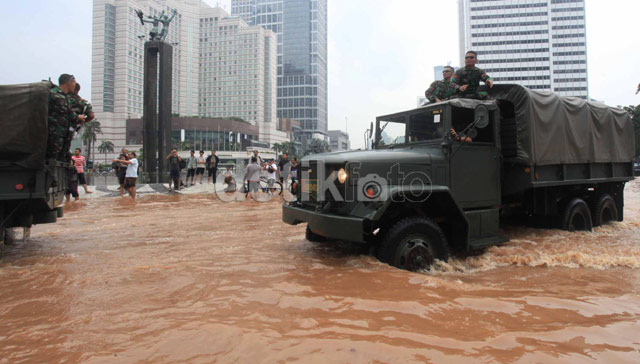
[372,185,469,250]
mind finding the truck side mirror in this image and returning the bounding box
[474,105,490,129]
[369,122,374,139]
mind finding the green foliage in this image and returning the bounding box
[281,141,299,158]
[98,140,115,166]
[225,116,250,124]
[623,105,640,157]
[305,138,331,156]
[97,140,115,155]
[81,120,102,161]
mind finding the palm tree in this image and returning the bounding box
[81,120,102,162]
[281,141,299,159]
[272,142,283,158]
[98,140,115,167]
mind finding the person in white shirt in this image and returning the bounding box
[113,151,139,199]
[265,159,278,194]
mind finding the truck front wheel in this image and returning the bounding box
[305,225,327,243]
[561,198,592,232]
[378,217,449,271]
[592,194,618,227]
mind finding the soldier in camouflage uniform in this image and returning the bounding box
[453,51,493,100]
[47,74,84,160]
[62,83,95,160]
[424,66,458,103]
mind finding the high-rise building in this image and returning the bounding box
[91,0,285,160]
[198,7,286,143]
[459,0,588,99]
[328,130,350,151]
[231,0,328,140]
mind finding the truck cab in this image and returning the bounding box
[283,98,508,271]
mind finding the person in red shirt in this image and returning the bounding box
[71,148,92,194]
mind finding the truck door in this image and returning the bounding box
[449,112,501,209]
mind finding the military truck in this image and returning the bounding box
[0,82,70,255]
[283,84,635,271]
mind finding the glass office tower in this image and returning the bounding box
[232,0,328,138]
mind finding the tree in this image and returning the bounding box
[281,141,299,159]
[622,105,640,157]
[225,116,250,124]
[305,138,331,156]
[97,140,115,166]
[81,120,102,162]
[271,142,283,158]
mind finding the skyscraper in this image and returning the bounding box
[231,0,328,140]
[459,0,588,99]
[91,0,285,156]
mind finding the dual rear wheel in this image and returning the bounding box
[561,194,619,231]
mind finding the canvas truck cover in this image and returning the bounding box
[487,84,635,166]
[0,81,50,169]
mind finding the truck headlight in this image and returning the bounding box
[337,168,348,184]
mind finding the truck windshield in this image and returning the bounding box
[378,120,406,146]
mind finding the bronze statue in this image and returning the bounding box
[135,9,177,42]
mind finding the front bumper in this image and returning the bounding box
[282,203,366,243]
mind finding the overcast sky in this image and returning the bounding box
[1,0,638,149]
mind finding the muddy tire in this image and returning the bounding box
[305,225,327,243]
[561,198,592,232]
[592,194,618,227]
[377,217,449,271]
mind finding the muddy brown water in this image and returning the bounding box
[1,182,639,363]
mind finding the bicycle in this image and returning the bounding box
[259,176,283,195]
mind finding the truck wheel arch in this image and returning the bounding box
[373,188,469,252]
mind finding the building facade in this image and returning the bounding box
[459,0,588,98]
[126,116,260,151]
[328,130,350,151]
[198,7,287,144]
[91,0,285,163]
[231,0,328,140]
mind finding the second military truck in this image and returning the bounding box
[0,81,70,255]
[283,84,635,271]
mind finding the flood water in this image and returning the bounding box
[1,182,639,363]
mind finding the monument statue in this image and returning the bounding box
[135,9,177,42]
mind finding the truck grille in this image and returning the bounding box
[299,161,346,203]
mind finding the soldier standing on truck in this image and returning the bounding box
[425,66,458,103]
[63,83,95,160]
[47,74,85,160]
[453,51,493,100]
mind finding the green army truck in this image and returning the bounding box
[0,82,70,255]
[283,84,635,271]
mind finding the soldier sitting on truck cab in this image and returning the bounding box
[453,51,493,100]
[425,66,458,103]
